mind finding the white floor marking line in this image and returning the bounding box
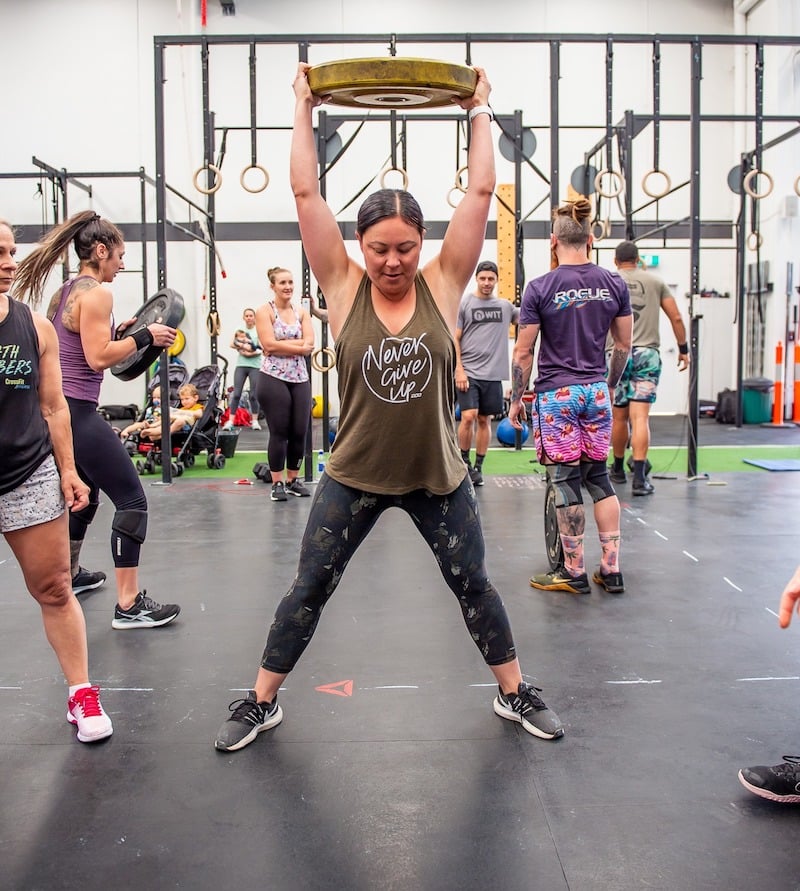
[723,577,743,592]
[683,551,698,562]
[0,686,22,690]
[469,683,498,688]
[365,685,419,690]
[103,687,154,692]
[654,530,668,541]
[636,517,649,526]
[606,679,662,685]
[765,607,779,618]
[737,676,800,682]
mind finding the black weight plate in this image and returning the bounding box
[544,476,564,571]
[111,289,185,381]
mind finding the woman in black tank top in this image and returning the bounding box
[0,219,112,743]
[215,65,565,752]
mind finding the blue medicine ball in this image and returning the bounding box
[328,416,338,444]
[496,416,530,446]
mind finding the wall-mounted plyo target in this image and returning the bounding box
[498,129,537,163]
[111,289,185,381]
[307,57,478,109]
[570,164,598,196]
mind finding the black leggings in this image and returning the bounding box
[260,474,517,673]
[229,365,260,416]
[66,398,147,568]
[256,373,311,473]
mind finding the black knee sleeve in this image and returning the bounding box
[547,463,583,507]
[581,461,616,502]
[68,500,99,541]
[112,509,148,544]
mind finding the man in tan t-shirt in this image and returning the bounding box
[609,241,690,495]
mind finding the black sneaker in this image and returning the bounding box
[493,682,564,740]
[592,568,625,594]
[214,690,283,751]
[530,568,591,595]
[739,756,800,803]
[111,591,181,630]
[632,479,655,496]
[271,481,288,502]
[609,468,627,485]
[286,479,311,497]
[469,467,484,487]
[72,566,106,595]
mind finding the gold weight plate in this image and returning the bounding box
[307,57,477,109]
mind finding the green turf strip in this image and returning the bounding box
[131,444,800,480]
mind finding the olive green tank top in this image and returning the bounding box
[326,272,467,495]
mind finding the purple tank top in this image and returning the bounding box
[51,277,107,402]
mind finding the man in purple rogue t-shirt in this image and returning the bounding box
[508,199,631,596]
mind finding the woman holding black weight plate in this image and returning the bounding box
[14,211,181,630]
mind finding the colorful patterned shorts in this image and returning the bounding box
[612,346,662,406]
[0,455,64,533]
[531,382,612,464]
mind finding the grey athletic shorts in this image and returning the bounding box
[0,455,65,533]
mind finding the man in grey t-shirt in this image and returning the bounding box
[610,241,690,495]
[455,260,519,486]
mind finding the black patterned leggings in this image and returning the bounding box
[260,473,517,673]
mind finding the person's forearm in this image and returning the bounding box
[607,347,629,388]
[510,356,533,402]
[44,405,78,475]
[290,96,319,200]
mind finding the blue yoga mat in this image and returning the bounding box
[742,458,800,471]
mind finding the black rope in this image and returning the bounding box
[652,39,661,171]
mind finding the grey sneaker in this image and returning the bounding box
[111,591,180,630]
[493,682,564,740]
[286,479,311,497]
[215,690,283,752]
[609,468,627,485]
[469,466,484,487]
[72,566,107,595]
[270,481,288,502]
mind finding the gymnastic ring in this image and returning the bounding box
[594,169,624,199]
[240,164,270,194]
[446,187,463,209]
[311,347,336,373]
[794,174,800,198]
[746,231,763,251]
[192,163,223,195]
[742,168,774,200]
[591,219,609,241]
[206,311,221,337]
[641,168,672,200]
[454,164,469,194]
[379,166,409,191]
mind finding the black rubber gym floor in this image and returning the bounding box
[2,418,800,890]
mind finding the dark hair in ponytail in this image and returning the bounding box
[551,198,592,247]
[14,210,124,306]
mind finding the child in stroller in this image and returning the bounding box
[128,360,230,476]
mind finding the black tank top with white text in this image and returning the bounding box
[0,299,52,494]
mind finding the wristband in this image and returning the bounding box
[678,343,689,355]
[130,327,155,351]
[468,105,494,123]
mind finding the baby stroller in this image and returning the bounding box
[129,358,230,477]
[122,363,189,465]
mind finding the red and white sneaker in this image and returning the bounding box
[67,685,113,743]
